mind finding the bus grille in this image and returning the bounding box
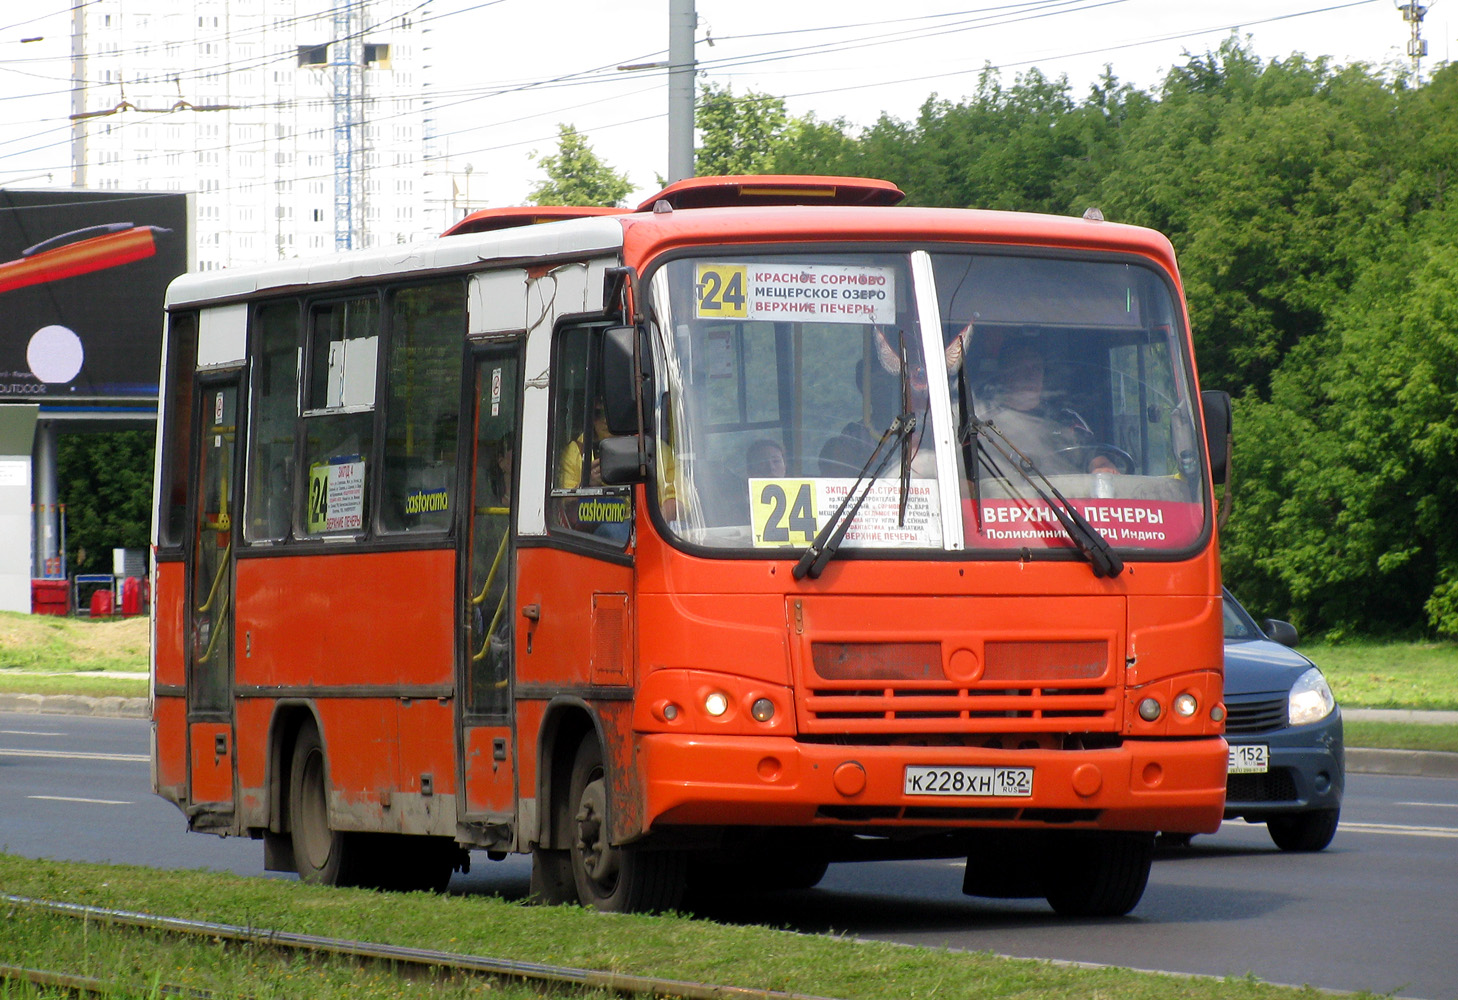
[801,640,1118,734]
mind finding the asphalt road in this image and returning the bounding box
[3,712,1455,999]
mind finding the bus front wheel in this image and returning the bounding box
[289,722,366,887]
[1044,831,1155,917]
[567,738,685,912]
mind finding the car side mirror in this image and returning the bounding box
[601,325,653,437]
[600,434,652,485]
[1262,618,1299,648]
[1201,389,1232,486]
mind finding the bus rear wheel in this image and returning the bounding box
[567,738,685,913]
[289,722,367,887]
[1044,831,1154,917]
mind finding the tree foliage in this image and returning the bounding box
[528,124,632,207]
[691,45,1458,635]
[57,428,153,573]
[695,83,789,175]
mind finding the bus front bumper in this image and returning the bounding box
[639,734,1227,835]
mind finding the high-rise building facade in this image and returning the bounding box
[70,0,440,270]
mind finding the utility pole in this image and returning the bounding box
[1398,2,1428,82]
[667,0,695,184]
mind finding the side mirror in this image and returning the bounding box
[600,435,652,485]
[601,326,653,437]
[1262,618,1299,648]
[1201,390,1232,486]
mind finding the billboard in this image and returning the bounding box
[0,189,190,405]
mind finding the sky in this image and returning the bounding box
[415,0,1450,207]
[0,0,1450,212]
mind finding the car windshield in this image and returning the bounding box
[646,249,1209,558]
[1222,588,1264,640]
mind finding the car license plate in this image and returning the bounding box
[1228,744,1269,774]
[903,765,1033,797]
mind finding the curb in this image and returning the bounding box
[3,695,1457,779]
[0,693,148,720]
[1344,747,1458,780]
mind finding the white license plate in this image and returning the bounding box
[903,765,1033,797]
[1228,744,1269,774]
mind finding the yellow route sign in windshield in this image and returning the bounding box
[695,263,748,319]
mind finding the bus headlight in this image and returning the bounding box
[704,691,729,717]
[1138,697,1162,722]
[1173,693,1198,717]
[1288,668,1335,726]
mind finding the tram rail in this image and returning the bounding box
[1,894,840,1000]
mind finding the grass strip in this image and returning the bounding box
[1306,642,1458,710]
[1342,721,1458,753]
[0,613,148,675]
[0,674,146,699]
[0,854,1386,1000]
[0,906,557,1000]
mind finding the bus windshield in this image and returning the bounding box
[648,249,1208,558]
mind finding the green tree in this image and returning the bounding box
[528,124,632,207]
[57,428,154,573]
[695,82,789,175]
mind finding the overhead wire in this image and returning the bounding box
[1,0,1397,207]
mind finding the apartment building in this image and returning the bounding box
[71,0,441,270]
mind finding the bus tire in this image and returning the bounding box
[288,721,366,887]
[529,848,576,904]
[1044,831,1154,917]
[567,737,686,913]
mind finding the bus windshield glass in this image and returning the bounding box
[648,249,1208,558]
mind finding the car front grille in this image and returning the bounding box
[1225,697,1286,735]
[1227,768,1298,803]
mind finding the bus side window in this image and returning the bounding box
[548,326,632,546]
[379,280,465,534]
[300,296,378,537]
[157,310,198,550]
[245,300,299,543]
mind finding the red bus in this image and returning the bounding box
[151,175,1233,915]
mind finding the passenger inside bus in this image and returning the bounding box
[976,337,1111,477]
[745,438,786,478]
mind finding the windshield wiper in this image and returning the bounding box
[895,328,915,525]
[967,418,1124,579]
[793,412,916,581]
[956,349,982,532]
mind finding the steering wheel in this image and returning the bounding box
[1055,443,1135,475]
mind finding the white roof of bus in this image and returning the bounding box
[164,215,627,308]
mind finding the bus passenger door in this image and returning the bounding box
[186,379,239,817]
[459,346,521,831]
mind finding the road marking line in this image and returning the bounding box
[1393,801,1458,809]
[0,730,63,737]
[0,748,148,763]
[1339,821,1458,838]
[28,795,133,806]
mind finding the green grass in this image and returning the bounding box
[0,674,146,699]
[1342,721,1458,753]
[0,612,147,675]
[0,854,1389,1000]
[1302,640,1458,710]
[1,905,555,1000]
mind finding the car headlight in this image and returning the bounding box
[1288,667,1336,726]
